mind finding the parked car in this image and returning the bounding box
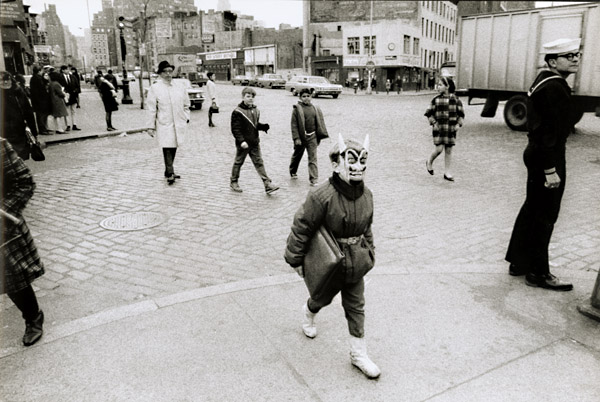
[285,75,343,98]
[232,75,250,86]
[248,75,261,87]
[144,78,205,110]
[186,71,208,87]
[257,73,286,89]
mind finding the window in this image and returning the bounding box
[322,49,330,56]
[413,38,419,55]
[403,35,410,54]
[347,36,359,55]
[364,35,376,55]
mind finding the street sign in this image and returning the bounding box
[366,60,375,72]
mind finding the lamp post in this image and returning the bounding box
[118,16,133,104]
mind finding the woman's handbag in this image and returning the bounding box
[303,226,344,299]
[25,127,45,162]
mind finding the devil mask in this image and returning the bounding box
[329,134,370,183]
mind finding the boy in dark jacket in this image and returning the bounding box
[289,88,328,186]
[230,87,279,194]
[284,134,380,379]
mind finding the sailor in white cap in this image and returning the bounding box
[506,38,581,291]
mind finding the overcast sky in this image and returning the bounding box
[24,0,304,33]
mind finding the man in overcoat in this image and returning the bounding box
[506,38,581,291]
[146,61,190,185]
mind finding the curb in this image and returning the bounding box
[40,127,150,146]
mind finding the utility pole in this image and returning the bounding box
[366,0,374,95]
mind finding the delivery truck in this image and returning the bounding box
[456,2,600,131]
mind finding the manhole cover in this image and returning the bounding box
[100,212,164,231]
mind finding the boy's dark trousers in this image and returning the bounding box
[230,144,270,184]
[289,134,318,183]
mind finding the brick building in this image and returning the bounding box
[1,0,38,74]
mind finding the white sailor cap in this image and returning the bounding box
[542,38,581,54]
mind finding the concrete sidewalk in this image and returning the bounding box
[1,266,599,401]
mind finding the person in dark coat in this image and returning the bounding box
[0,71,38,160]
[98,75,119,131]
[1,138,46,346]
[70,66,82,109]
[229,87,279,194]
[48,71,69,134]
[59,65,80,131]
[94,70,103,91]
[284,134,380,379]
[505,38,582,291]
[289,88,328,186]
[105,69,118,92]
[29,65,52,135]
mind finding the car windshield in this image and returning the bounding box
[309,77,329,84]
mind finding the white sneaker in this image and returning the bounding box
[302,303,317,338]
[349,336,381,378]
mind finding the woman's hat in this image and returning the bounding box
[157,60,175,74]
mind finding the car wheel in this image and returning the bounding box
[332,94,339,99]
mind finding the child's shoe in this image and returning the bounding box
[302,303,317,338]
[349,335,381,379]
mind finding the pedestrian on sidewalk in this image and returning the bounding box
[29,65,52,135]
[206,72,218,128]
[0,71,38,160]
[285,134,380,379]
[505,38,581,291]
[48,71,69,134]
[70,67,82,109]
[229,87,279,194]
[98,76,119,131]
[105,70,118,93]
[424,76,464,181]
[59,65,81,131]
[289,88,328,186]
[1,138,46,346]
[385,79,391,95]
[146,60,190,185]
[370,77,377,94]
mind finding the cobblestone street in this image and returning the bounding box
[2,82,600,351]
[1,82,600,401]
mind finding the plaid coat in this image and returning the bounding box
[1,139,44,294]
[424,93,465,146]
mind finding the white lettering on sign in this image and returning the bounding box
[206,52,236,60]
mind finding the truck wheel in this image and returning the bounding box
[504,95,528,131]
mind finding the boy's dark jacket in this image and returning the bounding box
[291,103,329,144]
[231,101,269,147]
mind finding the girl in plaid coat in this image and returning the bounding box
[424,77,464,181]
[1,138,45,346]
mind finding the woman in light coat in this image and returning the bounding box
[206,72,218,127]
[146,61,190,185]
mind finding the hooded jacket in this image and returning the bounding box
[285,174,375,284]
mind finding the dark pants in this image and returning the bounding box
[289,134,318,183]
[162,147,177,177]
[307,274,365,338]
[8,285,40,321]
[230,144,270,185]
[35,111,49,134]
[506,144,566,275]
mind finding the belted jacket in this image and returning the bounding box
[285,173,375,283]
[291,103,328,144]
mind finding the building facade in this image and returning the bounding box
[305,0,458,90]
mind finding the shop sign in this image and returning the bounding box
[206,51,236,60]
[202,33,214,43]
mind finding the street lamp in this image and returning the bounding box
[118,16,133,104]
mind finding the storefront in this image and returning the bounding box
[197,49,244,81]
[312,55,343,85]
